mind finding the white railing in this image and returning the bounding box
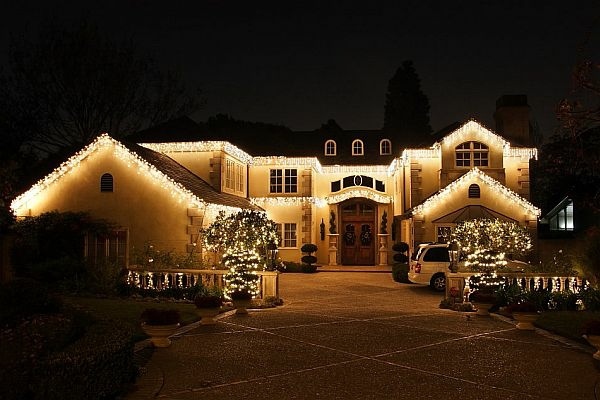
[127,266,279,299]
[445,272,586,300]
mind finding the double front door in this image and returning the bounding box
[340,200,376,265]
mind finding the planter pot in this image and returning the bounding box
[233,299,252,315]
[474,303,493,316]
[196,307,220,325]
[512,312,539,330]
[141,323,180,347]
[584,334,600,360]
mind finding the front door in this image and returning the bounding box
[341,200,376,265]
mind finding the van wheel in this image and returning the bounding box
[430,274,446,292]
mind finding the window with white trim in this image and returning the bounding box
[456,141,489,167]
[225,159,235,190]
[550,200,574,231]
[270,169,297,193]
[436,226,453,243]
[352,139,364,156]
[325,140,336,156]
[276,223,297,248]
[235,164,244,192]
[380,139,392,155]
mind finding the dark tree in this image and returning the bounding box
[383,60,433,147]
[0,20,201,155]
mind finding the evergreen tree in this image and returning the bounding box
[383,60,433,147]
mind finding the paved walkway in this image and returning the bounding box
[127,272,599,400]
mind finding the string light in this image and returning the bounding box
[11,134,244,216]
[326,189,392,204]
[251,197,328,208]
[139,141,253,164]
[411,167,540,218]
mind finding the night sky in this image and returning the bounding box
[2,1,598,137]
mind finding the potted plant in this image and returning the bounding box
[300,243,318,273]
[582,319,600,360]
[194,285,223,325]
[230,289,253,315]
[140,308,181,347]
[469,291,497,316]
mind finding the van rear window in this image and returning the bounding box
[423,247,450,262]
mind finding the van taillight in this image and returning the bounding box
[414,263,421,273]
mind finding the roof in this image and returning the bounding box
[123,142,262,211]
[11,134,261,214]
[432,205,515,223]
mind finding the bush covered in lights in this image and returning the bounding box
[203,210,278,262]
[222,248,261,300]
[452,218,532,273]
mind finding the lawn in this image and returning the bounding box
[536,310,600,344]
[63,296,199,341]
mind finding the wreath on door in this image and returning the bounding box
[360,225,372,246]
[344,224,356,246]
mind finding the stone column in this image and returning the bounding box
[377,234,389,265]
[327,234,339,266]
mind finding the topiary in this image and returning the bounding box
[300,243,318,267]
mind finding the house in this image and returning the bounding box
[10,97,540,267]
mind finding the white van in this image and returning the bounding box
[408,244,451,291]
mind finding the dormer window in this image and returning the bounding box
[352,139,364,156]
[325,140,336,156]
[456,141,488,167]
[380,139,392,155]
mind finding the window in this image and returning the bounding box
[325,140,336,156]
[352,139,364,156]
[455,141,488,167]
[276,223,297,247]
[380,139,392,155]
[468,184,481,198]
[235,164,244,192]
[100,173,113,192]
[423,247,450,262]
[85,230,127,268]
[225,159,235,190]
[550,200,574,231]
[436,226,453,243]
[270,169,297,193]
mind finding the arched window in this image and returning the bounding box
[352,139,364,156]
[468,184,480,198]
[100,173,114,192]
[380,139,392,155]
[324,140,336,156]
[456,141,489,167]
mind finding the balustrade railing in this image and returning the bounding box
[445,272,586,301]
[127,266,279,299]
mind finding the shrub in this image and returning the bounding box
[506,301,539,313]
[140,308,180,325]
[193,285,223,308]
[0,278,62,327]
[549,291,579,311]
[301,264,318,273]
[280,261,303,273]
[495,283,524,308]
[580,286,600,311]
[392,242,409,253]
[391,263,410,283]
[301,243,318,267]
[30,320,135,400]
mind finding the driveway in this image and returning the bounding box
[128,272,598,399]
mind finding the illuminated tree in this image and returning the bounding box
[222,248,261,299]
[203,210,278,258]
[452,219,532,256]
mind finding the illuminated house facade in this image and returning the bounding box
[11,116,540,267]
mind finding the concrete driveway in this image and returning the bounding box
[128,272,599,399]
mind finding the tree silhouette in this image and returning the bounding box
[383,60,433,147]
[0,20,201,155]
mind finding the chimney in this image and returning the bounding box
[493,95,532,145]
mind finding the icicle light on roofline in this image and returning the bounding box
[326,189,392,204]
[440,119,507,149]
[250,197,327,208]
[400,148,440,161]
[252,156,322,172]
[139,141,253,164]
[322,165,389,174]
[503,147,538,160]
[11,133,246,216]
[411,167,540,217]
